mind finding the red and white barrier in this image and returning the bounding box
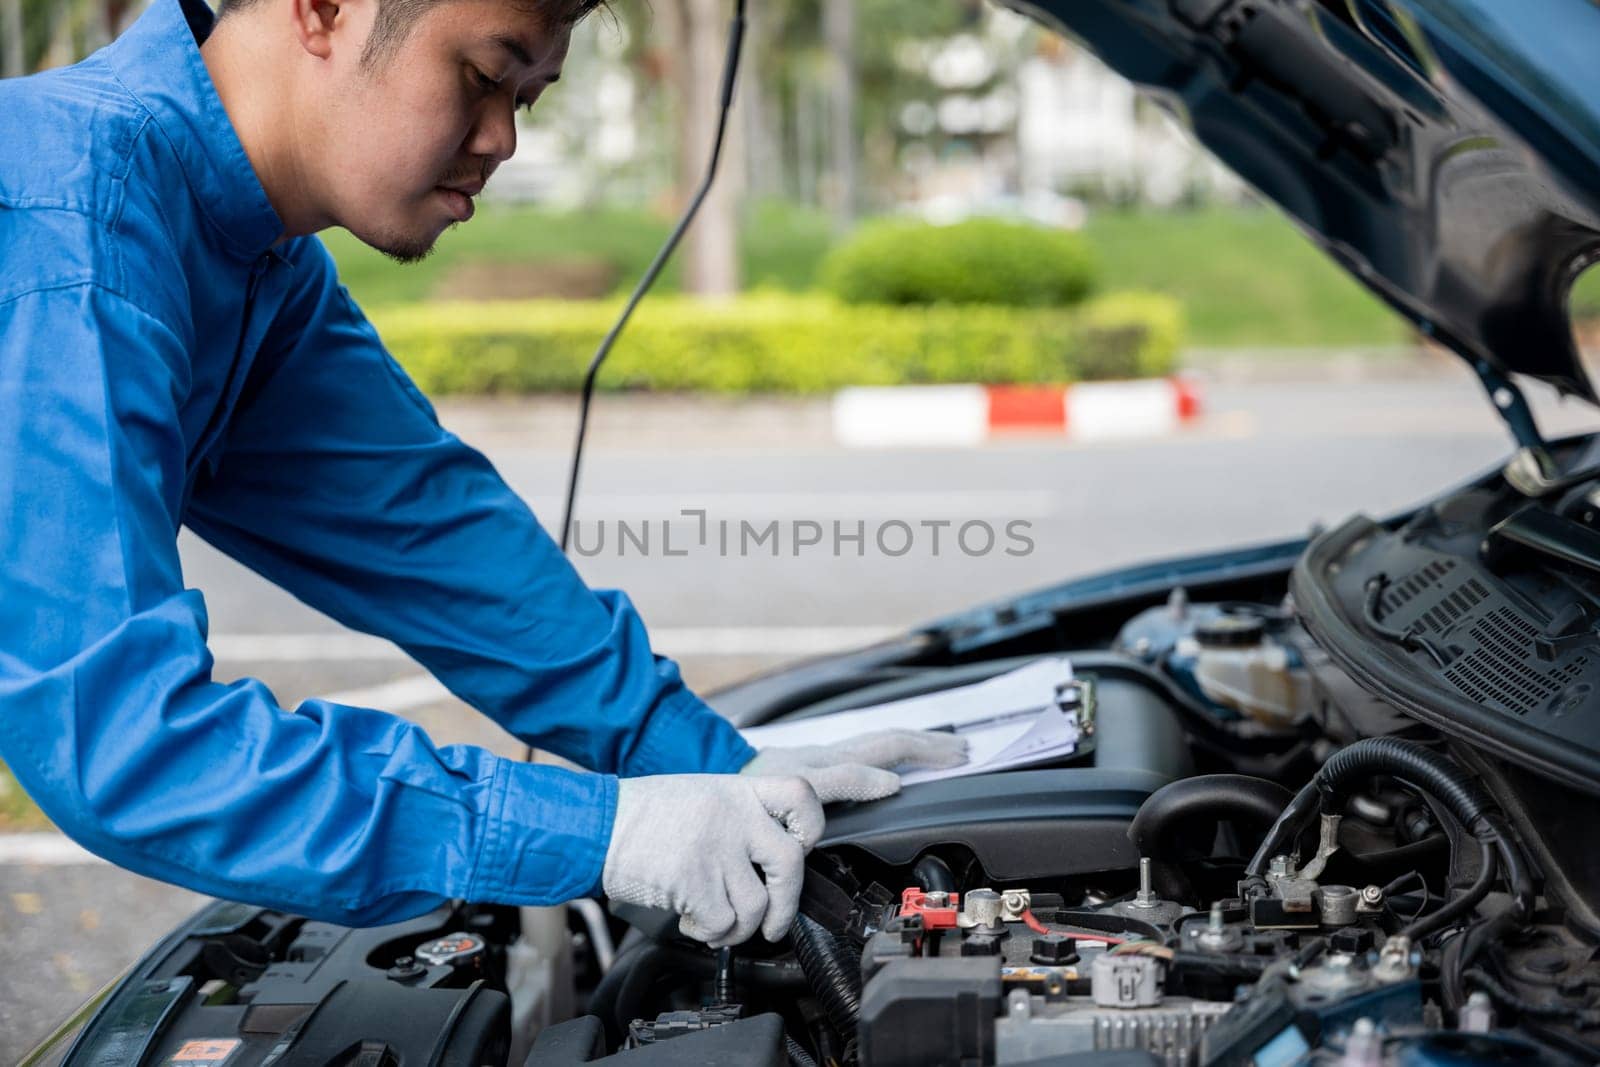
[832,378,1202,447]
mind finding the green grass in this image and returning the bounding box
[0,760,51,832]
[322,201,1428,348]
[1079,207,1413,348]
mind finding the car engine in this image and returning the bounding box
[53,449,1600,1066]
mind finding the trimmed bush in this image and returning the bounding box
[819,218,1098,307]
[372,293,1182,396]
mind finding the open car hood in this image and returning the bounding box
[1004,0,1600,402]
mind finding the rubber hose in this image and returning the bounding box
[1483,812,1536,917]
[655,948,809,991]
[786,1035,819,1067]
[1466,969,1600,1029]
[588,940,670,1047]
[1315,738,1496,826]
[1402,839,1496,940]
[1248,739,1494,878]
[913,854,958,894]
[1443,909,1519,1014]
[791,914,861,1038]
[1170,951,1271,980]
[1129,775,1295,859]
[1247,739,1536,923]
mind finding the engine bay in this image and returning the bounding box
[57,447,1600,1066]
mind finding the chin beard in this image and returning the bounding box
[357,219,447,265]
[372,233,439,266]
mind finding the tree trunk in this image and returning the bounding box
[739,0,780,202]
[1,0,24,79]
[661,0,741,298]
[822,0,857,230]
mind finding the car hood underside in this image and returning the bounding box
[1005,0,1600,402]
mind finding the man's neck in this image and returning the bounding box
[201,18,327,240]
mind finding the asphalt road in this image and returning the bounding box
[7,370,1599,1058]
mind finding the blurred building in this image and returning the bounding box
[891,8,1245,225]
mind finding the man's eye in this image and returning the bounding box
[469,68,499,93]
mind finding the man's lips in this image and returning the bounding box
[436,181,481,222]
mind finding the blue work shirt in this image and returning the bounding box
[0,0,755,925]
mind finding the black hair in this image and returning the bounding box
[214,0,606,64]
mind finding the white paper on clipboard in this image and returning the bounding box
[741,656,1082,785]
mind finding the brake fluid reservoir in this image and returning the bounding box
[1177,614,1310,727]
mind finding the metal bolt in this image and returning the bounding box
[1268,855,1292,878]
[924,891,949,908]
[1195,900,1236,952]
[1001,889,1031,919]
[1360,885,1384,907]
[1132,857,1158,908]
[1343,1018,1382,1067]
[1459,991,1495,1033]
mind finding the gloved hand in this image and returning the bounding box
[601,773,823,946]
[741,728,970,803]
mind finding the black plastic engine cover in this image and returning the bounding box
[811,663,1191,879]
[821,767,1168,880]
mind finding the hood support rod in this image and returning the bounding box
[1470,359,1576,498]
[1472,358,1548,456]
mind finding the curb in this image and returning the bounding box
[832,378,1202,447]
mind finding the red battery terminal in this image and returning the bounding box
[899,887,960,929]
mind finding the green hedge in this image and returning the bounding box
[819,218,1098,307]
[374,293,1182,396]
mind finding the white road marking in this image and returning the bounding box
[0,833,106,866]
[210,624,903,664]
[833,386,990,448]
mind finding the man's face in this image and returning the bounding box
[312,0,570,262]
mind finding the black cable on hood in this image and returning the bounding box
[524,0,747,767]
[556,0,748,555]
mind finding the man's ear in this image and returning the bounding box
[288,0,350,60]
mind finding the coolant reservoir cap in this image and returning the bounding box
[1194,613,1266,649]
[415,931,485,967]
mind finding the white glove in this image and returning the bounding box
[741,728,970,803]
[601,773,823,947]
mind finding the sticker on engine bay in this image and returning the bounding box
[167,1039,242,1066]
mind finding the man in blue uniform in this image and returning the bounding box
[0,0,965,947]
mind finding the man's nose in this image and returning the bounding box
[467,104,517,165]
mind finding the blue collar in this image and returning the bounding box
[104,0,284,257]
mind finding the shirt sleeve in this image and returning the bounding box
[184,238,755,780]
[0,282,622,926]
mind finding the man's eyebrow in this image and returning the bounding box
[490,33,534,67]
